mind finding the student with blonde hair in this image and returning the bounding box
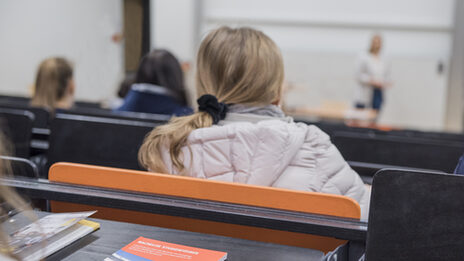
[0,132,36,259]
[139,26,370,219]
[31,57,75,112]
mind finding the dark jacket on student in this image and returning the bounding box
[454,154,464,175]
[116,83,193,116]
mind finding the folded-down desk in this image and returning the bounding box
[41,213,323,261]
[3,177,367,260]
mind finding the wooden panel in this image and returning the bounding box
[49,162,361,252]
[49,163,360,218]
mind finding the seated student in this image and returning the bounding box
[116,49,193,116]
[138,27,370,219]
[107,72,136,109]
[30,57,75,112]
[118,72,136,100]
[0,133,36,258]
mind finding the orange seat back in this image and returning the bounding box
[49,162,360,252]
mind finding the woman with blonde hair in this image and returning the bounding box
[31,57,75,112]
[139,26,370,219]
[0,132,35,259]
[355,34,391,113]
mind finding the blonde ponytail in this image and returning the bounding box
[138,26,284,174]
[139,112,213,174]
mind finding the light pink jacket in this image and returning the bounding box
[160,113,370,219]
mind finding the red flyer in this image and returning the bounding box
[104,236,227,261]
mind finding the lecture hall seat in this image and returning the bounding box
[46,113,160,173]
[366,169,464,260]
[0,156,39,178]
[0,108,34,157]
[48,162,361,253]
[332,131,464,173]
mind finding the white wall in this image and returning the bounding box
[203,0,453,58]
[445,1,464,132]
[204,0,453,27]
[151,0,196,63]
[0,0,124,102]
[150,0,198,105]
[0,0,456,130]
[202,0,455,130]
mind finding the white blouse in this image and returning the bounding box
[354,53,391,106]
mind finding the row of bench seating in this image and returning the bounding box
[0,95,463,259]
[298,119,464,174]
[7,162,464,260]
[302,119,464,143]
[0,104,169,177]
[334,131,463,173]
[0,102,463,179]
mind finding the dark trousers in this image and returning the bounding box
[372,88,383,110]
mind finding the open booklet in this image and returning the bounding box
[105,236,227,261]
[7,211,99,261]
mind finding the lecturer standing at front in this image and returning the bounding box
[355,34,391,113]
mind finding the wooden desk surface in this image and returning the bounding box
[287,107,377,122]
[45,215,324,261]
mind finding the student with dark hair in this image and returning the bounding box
[117,72,136,99]
[116,49,193,116]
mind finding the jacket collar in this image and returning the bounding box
[219,104,293,125]
[131,83,176,98]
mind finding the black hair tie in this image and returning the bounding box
[197,94,228,124]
